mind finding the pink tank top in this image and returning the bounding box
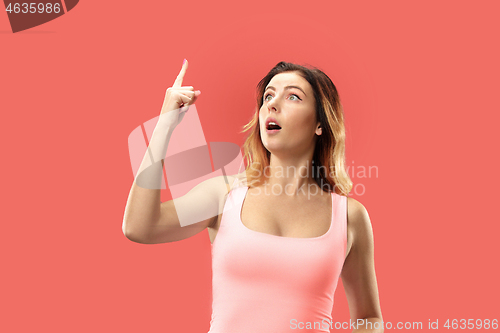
[208,185,347,333]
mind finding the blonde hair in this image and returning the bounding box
[238,61,353,196]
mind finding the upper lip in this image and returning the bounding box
[265,117,281,129]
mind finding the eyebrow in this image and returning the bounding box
[264,85,307,97]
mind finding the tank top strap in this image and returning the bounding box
[222,183,245,214]
[229,176,240,189]
[215,185,246,244]
[332,193,348,260]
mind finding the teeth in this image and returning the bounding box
[269,122,277,125]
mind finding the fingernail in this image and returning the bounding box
[183,58,186,65]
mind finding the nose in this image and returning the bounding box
[267,94,279,112]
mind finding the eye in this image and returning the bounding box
[264,93,302,102]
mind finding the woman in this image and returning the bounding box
[123,59,383,332]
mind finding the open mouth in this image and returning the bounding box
[266,122,282,131]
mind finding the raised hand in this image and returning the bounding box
[160,59,201,127]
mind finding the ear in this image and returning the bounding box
[315,122,322,136]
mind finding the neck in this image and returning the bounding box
[263,153,320,196]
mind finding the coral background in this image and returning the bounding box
[1,1,499,332]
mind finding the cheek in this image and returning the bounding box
[259,110,267,128]
[289,115,312,129]
[288,118,318,138]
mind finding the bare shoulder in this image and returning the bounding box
[346,197,374,255]
[347,197,370,225]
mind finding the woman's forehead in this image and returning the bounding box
[267,72,310,90]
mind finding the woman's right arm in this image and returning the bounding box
[123,170,234,244]
[122,59,230,244]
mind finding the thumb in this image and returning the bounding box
[190,90,201,105]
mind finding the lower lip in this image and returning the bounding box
[266,129,281,134]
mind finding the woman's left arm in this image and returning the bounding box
[340,197,384,333]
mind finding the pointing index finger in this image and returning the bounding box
[173,59,188,88]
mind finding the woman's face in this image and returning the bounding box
[259,71,321,156]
